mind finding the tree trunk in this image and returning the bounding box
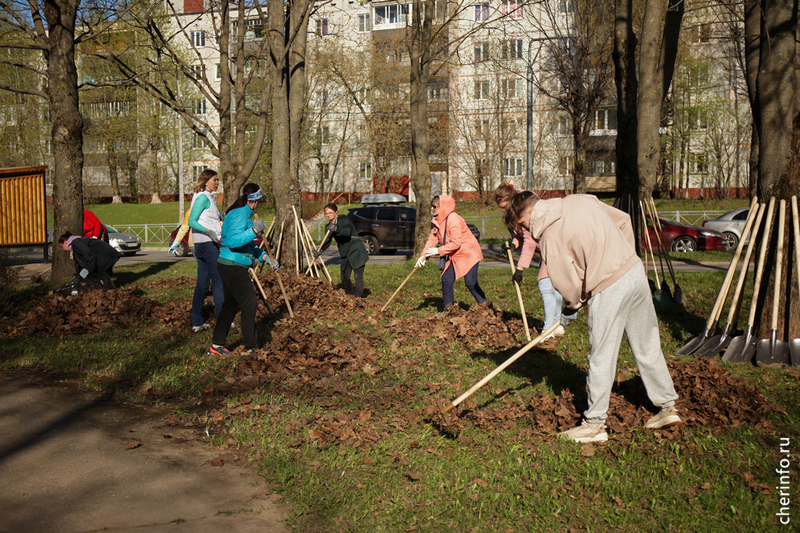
[46,0,84,284]
[613,0,640,248]
[572,130,587,194]
[743,0,760,200]
[108,150,122,204]
[410,0,434,257]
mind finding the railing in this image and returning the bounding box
[111,211,729,246]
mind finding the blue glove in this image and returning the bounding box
[561,308,578,326]
[252,219,266,234]
[79,268,89,279]
[168,241,179,254]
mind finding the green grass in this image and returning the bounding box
[2,260,794,532]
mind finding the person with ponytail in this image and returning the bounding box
[207,183,277,357]
[187,169,225,332]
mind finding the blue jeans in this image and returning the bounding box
[442,262,486,309]
[539,277,575,329]
[192,241,224,327]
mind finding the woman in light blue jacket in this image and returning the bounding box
[208,183,277,357]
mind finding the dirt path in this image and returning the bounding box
[0,370,289,533]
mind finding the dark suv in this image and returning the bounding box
[347,194,481,255]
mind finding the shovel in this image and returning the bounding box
[639,201,669,307]
[697,202,765,359]
[649,199,686,306]
[725,198,775,363]
[644,200,673,302]
[756,199,790,366]
[676,197,759,356]
[440,321,562,414]
[790,196,800,367]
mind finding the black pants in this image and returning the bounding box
[213,263,259,350]
[341,261,365,298]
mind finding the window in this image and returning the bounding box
[691,153,707,174]
[374,4,410,27]
[473,80,490,99]
[215,63,221,80]
[558,156,574,175]
[316,18,329,35]
[191,64,206,80]
[558,115,570,135]
[317,125,331,144]
[190,30,206,47]
[427,79,448,101]
[360,162,372,181]
[684,108,708,130]
[501,78,523,98]
[318,89,330,108]
[358,14,370,32]
[474,41,489,62]
[357,88,369,104]
[559,0,575,13]
[504,158,523,176]
[502,0,522,18]
[192,132,206,150]
[500,118,518,136]
[688,64,709,87]
[593,109,618,131]
[474,3,489,21]
[474,118,490,138]
[376,207,399,221]
[317,163,330,183]
[193,98,207,114]
[502,39,523,59]
[694,23,711,43]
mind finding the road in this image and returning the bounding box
[9,244,733,282]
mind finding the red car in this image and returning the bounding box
[168,225,263,257]
[644,216,726,253]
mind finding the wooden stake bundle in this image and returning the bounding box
[302,224,332,284]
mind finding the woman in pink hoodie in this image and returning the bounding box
[416,195,486,311]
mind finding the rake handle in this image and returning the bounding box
[249,268,275,314]
[506,241,531,341]
[442,321,563,413]
[639,201,660,286]
[381,266,419,313]
[646,199,673,282]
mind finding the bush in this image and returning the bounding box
[0,250,22,317]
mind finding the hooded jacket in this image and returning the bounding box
[321,214,369,270]
[423,195,483,279]
[528,194,639,310]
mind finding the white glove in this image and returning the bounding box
[415,256,427,269]
[79,268,89,279]
[206,230,220,243]
[426,247,440,258]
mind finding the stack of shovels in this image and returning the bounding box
[676,196,800,368]
[637,198,687,307]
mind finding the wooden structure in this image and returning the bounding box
[0,166,48,258]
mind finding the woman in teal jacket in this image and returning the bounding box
[208,183,277,357]
[318,203,369,298]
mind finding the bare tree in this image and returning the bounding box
[0,0,85,283]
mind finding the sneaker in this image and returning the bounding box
[559,420,608,443]
[542,325,566,341]
[242,348,259,356]
[207,345,232,357]
[192,323,211,333]
[645,406,682,429]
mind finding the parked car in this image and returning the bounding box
[168,224,263,257]
[347,194,481,255]
[46,224,141,259]
[701,207,749,251]
[644,216,727,253]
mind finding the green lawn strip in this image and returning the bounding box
[4,262,797,532]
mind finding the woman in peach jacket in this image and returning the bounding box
[416,195,486,310]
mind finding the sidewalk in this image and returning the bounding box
[0,371,289,533]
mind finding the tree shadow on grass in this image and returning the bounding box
[114,262,174,287]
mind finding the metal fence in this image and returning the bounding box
[114,210,729,246]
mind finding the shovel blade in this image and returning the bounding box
[695,325,733,359]
[676,328,711,356]
[653,289,671,308]
[756,330,790,366]
[673,285,688,307]
[790,339,800,367]
[723,327,755,363]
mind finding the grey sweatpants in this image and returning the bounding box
[584,262,678,423]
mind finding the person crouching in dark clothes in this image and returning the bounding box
[58,232,122,289]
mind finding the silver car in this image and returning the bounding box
[702,207,749,251]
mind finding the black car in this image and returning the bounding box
[347,195,481,255]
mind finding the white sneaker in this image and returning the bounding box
[192,323,211,333]
[559,420,608,443]
[542,325,565,341]
[645,406,682,429]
